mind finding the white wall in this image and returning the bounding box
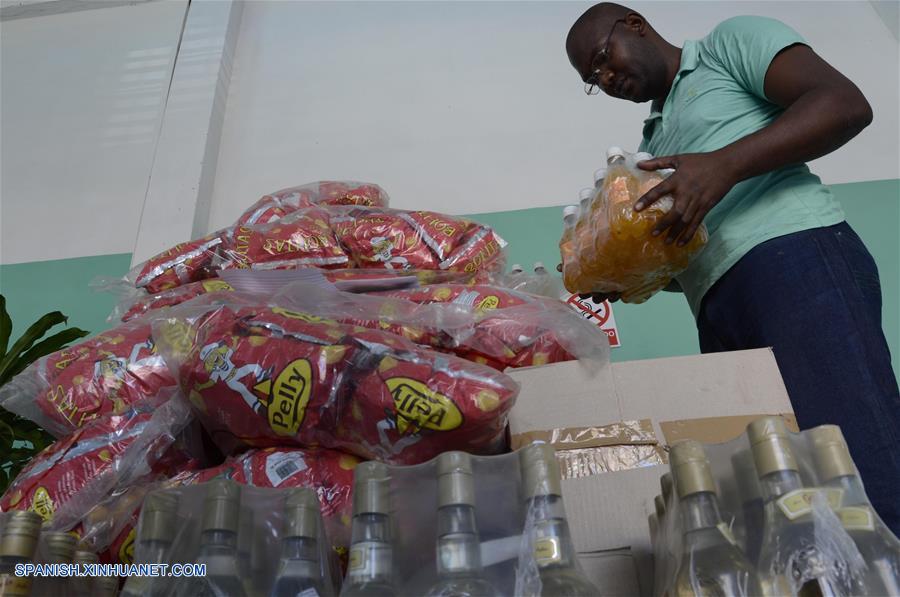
[0,0,187,264]
[206,1,899,231]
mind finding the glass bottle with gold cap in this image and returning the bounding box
[748,416,866,596]
[33,531,76,597]
[176,479,248,597]
[121,491,179,597]
[519,443,599,596]
[424,451,501,597]
[270,487,334,597]
[730,449,764,565]
[0,511,42,597]
[668,440,762,597]
[809,425,900,595]
[341,461,397,597]
[71,548,98,597]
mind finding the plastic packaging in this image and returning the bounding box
[237,180,390,226]
[152,299,519,463]
[128,479,340,597]
[650,416,900,596]
[128,206,507,294]
[112,279,236,323]
[340,444,598,596]
[0,319,176,438]
[561,147,708,303]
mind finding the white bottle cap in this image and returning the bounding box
[660,168,676,176]
[533,261,546,271]
[606,146,626,162]
[510,264,523,273]
[634,152,653,162]
[563,205,579,218]
[593,167,607,184]
[578,187,594,202]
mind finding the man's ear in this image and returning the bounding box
[626,12,647,36]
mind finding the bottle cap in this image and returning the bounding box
[654,495,665,518]
[519,443,562,499]
[730,449,762,501]
[563,205,579,219]
[437,452,475,507]
[809,425,855,482]
[140,491,179,543]
[659,473,673,503]
[510,264,523,274]
[73,549,99,565]
[633,152,653,162]
[533,261,546,272]
[593,167,607,185]
[0,511,42,559]
[670,440,716,498]
[747,417,798,477]
[201,479,241,534]
[43,532,76,563]
[578,187,595,202]
[606,146,626,163]
[284,488,320,539]
[353,461,391,515]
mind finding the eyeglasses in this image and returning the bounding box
[584,18,626,95]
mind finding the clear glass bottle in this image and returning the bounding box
[731,449,764,565]
[33,531,76,597]
[341,462,397,597]
[424,452,501,597]
[71,549,98,597]
[0,511,42,597]
[669,440,762,597]
[519,443,599,596]
[809,425,900,595]
[176,479,248,597]
[657,473,675,597]
[749,416,867,596]
[121,491,179,597]
[270,488,333,597]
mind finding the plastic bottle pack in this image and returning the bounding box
[651,416,900,596]
[560,147,708,303]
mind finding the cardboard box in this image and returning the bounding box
[507,348,796,596]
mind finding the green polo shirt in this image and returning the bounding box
[638,16,845,317]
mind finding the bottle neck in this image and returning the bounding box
[678,492,724,533]
[347,513,393,584]
[279,536,319,562]
[198,529,238,557]
[759,469,804,503]
[527,495,579,569]
[824,475,868,507]
[436,505,482,576]
[139,540,172,565]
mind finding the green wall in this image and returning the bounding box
[0,179,897,380]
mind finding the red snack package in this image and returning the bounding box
[237,181,390,226]
[400,210,507,273]
[331,207,440,270]
[118,279,235,323]
[0,320,176,438]
[154,303,519,463]
[217,207,349,272]
[128,232,223,294]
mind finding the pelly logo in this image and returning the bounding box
[31,487,54,521]
[254,359,312,436]
[385,378,463,434]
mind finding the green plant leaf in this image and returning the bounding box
[0,327,90,386]
[0,295,11,359]
[0,311,68,385]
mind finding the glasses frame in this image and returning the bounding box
[584,18,627,95]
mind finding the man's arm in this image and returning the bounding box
[635,44,873,246]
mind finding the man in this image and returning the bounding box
[566,3,900,533]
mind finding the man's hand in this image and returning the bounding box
[633,151,739,246]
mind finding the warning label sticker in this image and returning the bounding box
[562,293,621,348]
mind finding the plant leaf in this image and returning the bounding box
[0,311,68,385]
[0,327,90,386]
[0,295,11,359]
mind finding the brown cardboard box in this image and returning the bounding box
[507,348,796,596]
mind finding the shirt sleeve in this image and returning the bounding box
[703,16,807,100]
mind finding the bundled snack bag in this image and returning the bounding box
[128,232,223,293]
[114,279,235,323]
[0,320,176,438]
[238,180,390,226]
[561,148,707,303]
[153,300,519,464]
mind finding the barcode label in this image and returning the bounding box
[264,452,308,486]
[275,460,299,480]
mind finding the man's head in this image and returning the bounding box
[566,3,671,103]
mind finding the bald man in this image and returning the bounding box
[567,3,900,534]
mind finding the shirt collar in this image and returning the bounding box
[643,40,700,124]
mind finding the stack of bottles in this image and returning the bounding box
[0,510,119,596]
[650,416,900,596]
[559,147,708,303]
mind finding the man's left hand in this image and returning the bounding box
[633,151,738,246]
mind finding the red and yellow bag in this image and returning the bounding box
[237,181,390,227]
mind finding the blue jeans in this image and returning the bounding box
[697,222,900,535]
